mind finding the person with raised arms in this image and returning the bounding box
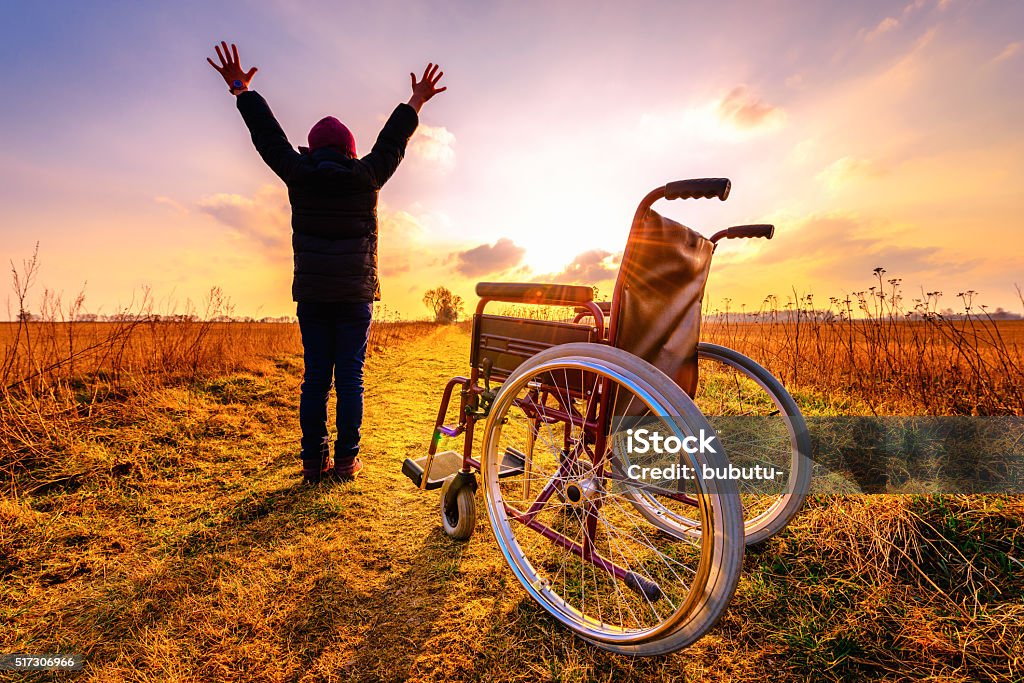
[207,42,446,484]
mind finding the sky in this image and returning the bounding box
[1,0,1022,320]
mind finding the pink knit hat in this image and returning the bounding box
[307,116,356,156]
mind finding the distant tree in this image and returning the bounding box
[17,310,34,323]
[423,287,464,324]
[989,307,1022,320]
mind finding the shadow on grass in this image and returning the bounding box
[427,590,700,683]
[283,526,469,683]
[53,471,469,682]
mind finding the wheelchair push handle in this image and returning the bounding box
[634,178,732,221]
[664,178,731,201]
[710,224,775,244]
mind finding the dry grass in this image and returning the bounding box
[2,321,1022,682]
[2,257,1022,681]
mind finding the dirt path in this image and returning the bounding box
[159,324,527,683]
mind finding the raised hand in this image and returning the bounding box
[207,41,258,94]
[407,63,447,113]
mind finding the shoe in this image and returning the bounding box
[301,437,333,484]
[332,456,364,481]
[302,459,334,484]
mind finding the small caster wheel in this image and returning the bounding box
[441,473,477,541]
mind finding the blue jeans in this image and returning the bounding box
[296,301,373,468]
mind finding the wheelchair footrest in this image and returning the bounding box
[499,447,527,477]
[402,448,527,491]
[403,450,463,490]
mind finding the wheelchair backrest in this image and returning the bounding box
[611,208,713,397]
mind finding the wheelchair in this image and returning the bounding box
[402,178,811,654]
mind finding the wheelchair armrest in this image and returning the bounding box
[475,282,594,305]
[573,301,612,335]
[574,301,612,316]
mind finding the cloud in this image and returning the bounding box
[378,204,429,276]
[451,238,525,277]
[992,41,1021,64]
[408,124,456,168]
[902,0,928,17]
[865,16,900,41]
[749,212,978,285]
[863,0,934,42]
[717,86,786,131]
[534,249,621,285]
[817,156,886,191]
[197,185,291,256]
[153,195,189,214]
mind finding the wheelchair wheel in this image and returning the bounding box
[627,343,811,545]
[480,343,744,655]
[440,474,477,541]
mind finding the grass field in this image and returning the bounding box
[2,319,1023,682]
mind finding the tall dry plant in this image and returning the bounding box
[1,251,299,483]
[703,269,1024,415]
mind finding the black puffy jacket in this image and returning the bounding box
[236,90,418,302]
